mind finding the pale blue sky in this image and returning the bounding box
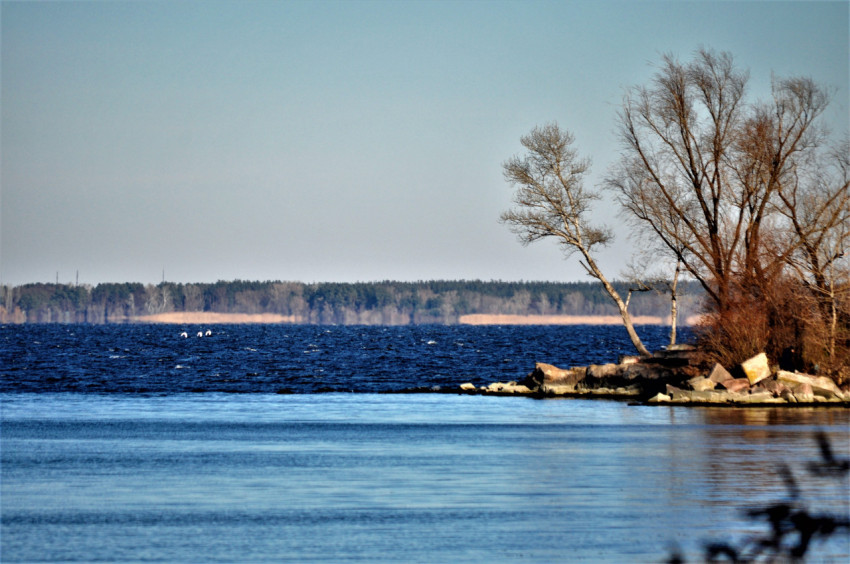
[2,0,848,285]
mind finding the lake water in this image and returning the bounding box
[2,324,848,562]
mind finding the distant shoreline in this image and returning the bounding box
[135,312,301,324]
[132,312,697,325]
[4,279,705,325]
[458,314,699,326]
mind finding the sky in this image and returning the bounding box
[1,0,848,286]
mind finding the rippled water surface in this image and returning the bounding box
[1,323,685,393]
[1,325,848,562]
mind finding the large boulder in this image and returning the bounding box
[586,363,623,380]
[648,392,672,403]
[665,384,732,403]
[528,363,579,384]
[583,362,677,395]
[525,362,585,393]
[582,363,626,390]
[708,363,733,384]
[688,376,716,392]
[740,353,771,385]
[793,382,815,402]
[759,379,790,398]
[776,370,844,400]
[624,362,668,380]
[654,344,698,362]
[720,378,751,394]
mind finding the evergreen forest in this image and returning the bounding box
[1,279,703,325]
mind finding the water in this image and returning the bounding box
[1,323,682,394]
[2,325,849,562]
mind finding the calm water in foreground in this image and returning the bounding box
[2,325,849,562]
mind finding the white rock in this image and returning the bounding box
[777,370,843,399]
[688,376,717,392]
[707,363,733,384]
[740,353,771,385]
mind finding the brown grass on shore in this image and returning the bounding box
[458,314,700,325]
[135,312,302,324]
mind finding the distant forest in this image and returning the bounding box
[0,279,705,325]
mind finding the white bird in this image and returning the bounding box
[205,329,212,336]
[180,332,188,338]
[197,331,203,338]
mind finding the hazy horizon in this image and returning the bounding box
[3,0,848,287]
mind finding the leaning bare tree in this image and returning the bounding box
[502,123,651,357]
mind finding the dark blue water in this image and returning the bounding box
[1,323,684,393]
[2,325,848,562]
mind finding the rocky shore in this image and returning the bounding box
[456,346,850,406]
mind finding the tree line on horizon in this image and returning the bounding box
[0,279,703,326]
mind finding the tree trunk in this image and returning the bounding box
[829,284,837,362]
[583,253,652,357]
[669,263,680,347]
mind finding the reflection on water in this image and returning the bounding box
[2,394,848,562]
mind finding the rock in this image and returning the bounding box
[526,362,585,390]
[708,363,734,384]
[793,382,815,402]
[624,363,665,380]
[653,344,698,365]
[613,386,642,396]
[665,384,693,402]
[586,363,622,380]
[684,389,734,403]
[648,393,671,403]
[720,378,751,393]
[759,379,789,397]
[776,370,844,400]
[459,383,476,391]
[504,383,533,394]
[755,397,788,404]
[541,385,576,395]
[618,355,640,365]
[486,381,532,394]
[534,362,571,382]
[740,353,771,385]
[741,391,775,403]
[688,376,716,392]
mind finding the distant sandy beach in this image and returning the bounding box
[459,314,699,326]
[135,312,302,324]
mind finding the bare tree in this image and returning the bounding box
[606,48,845,368]
[502,123,651,357]
[623,255,683,347]
[606,49,751,313]
[778,136,850,365]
